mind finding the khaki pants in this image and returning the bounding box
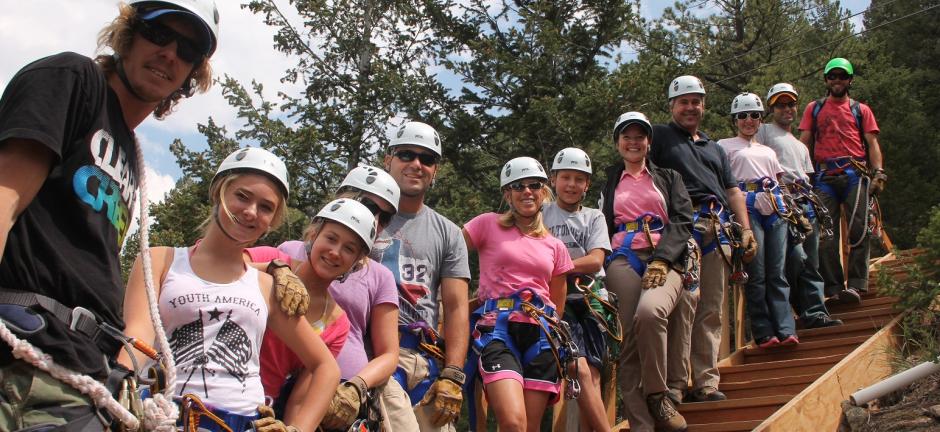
[607,254,697,432]
[0,359,105,432]
[384,349,455,432]
[685,219,730,392]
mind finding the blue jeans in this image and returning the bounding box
[786,208,830,322]
[744,209,796,340]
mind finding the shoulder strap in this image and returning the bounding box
[811,97,826,137]
[849,98,869,161]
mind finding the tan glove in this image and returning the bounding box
[321,376,366,430]
[419,367,464,427]
[741,229,757,263]
[268,260,309,316]
[641,260,669,290]
[253,405,298,432]
[870,170,887,196]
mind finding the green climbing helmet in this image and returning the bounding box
[824,58,854,76]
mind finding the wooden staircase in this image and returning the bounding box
[609,250,917,431]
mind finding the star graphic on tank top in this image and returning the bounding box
[208,307,224,322]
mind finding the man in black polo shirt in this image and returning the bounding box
[649,75,756,404]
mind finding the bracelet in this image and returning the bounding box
[440,365,466,386]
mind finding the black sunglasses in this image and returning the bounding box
[735,112,762,120]
[355,196,394,227]
[825,72,851,81]
[773,101,798,109]
[135,20,206,64]
[393,149,439,166]
[507,181,544,192]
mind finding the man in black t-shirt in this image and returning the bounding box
[649,76,756,408]
[0,1,218,429]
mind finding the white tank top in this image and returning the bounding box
[159,247,269,415]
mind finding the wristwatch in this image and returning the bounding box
[440,365,466,386]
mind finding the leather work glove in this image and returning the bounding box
[321,376,367,430]
[419,366,466,427]
[253,405,298,432]
[741,229,758,264]
[870,170,887,196]
[641,260,669,290]
[268,260,309,316]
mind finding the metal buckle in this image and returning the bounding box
[496,298,514,310]
[69,306,95,331]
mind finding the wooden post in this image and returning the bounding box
[734,283,746,350]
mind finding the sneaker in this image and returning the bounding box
[804,316,843,329]
[684,387,727,403]
[837,287,862,304]
[779,334,800,346]
[647,392,688,431]
[757,336,780,349]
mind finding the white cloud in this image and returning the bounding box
[124,164,176,249]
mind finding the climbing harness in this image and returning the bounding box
[786,180,835,241]
[393,321,445,405]
[463,287,580,431]
[813,157,881,248]
[691,195,731,256]
[571,275,622,345]
[606,212,665,276]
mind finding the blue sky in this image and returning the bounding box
[2,0,871,192]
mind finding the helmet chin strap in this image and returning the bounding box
[113,54,145,101]
[213,206,257,246]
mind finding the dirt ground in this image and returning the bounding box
[854,371,940,432]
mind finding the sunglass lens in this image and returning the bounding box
[395,150,438,166]
[137,21,203,63]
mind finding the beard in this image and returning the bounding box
[829,85,849,98]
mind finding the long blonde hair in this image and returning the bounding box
[94,3,213,119]
[199,173,288,236]
[498,184,554,237]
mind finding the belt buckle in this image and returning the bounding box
[624,222,638,231]
[746,183,758,192]
[70,306,95,331]
[496,298,514,311]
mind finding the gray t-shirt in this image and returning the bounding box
[542,202,612,277]
[370,205,471,327]
[757,123,814,184]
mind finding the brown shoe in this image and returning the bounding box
[647,392,688,431]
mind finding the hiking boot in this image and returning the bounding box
[684,387,727,403]
[838,287,862,304]
[804,315,843,329]
[757,336,780,349]
[647,392,687,431]
[779,334,800,346]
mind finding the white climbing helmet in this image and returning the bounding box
[338,165,401,213]
[612,111,653,140]
[730,92,764,115]
[500,156,548,188]
[668,75,706,99]
[389,121,442,157]
[552,147,592,175]
[213,147,289,199]
[766,83,799,106]
[314,199,378,252]
[130,0,220,56]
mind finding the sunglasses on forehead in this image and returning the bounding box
[507,180,544,191]
[735,112,762,120]
[355,196,394,226]
[393,149,439,166]
[135,19,206,64]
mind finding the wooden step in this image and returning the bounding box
[678,395,790,424]
[830,305,898,325]
[742,335,870,364]
[687,420,763,432]
[795,320,884,343]
[826,295,898,313]
[720,354,844,382]
[719,373,820,399]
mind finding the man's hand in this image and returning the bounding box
[268,260,309,316]
[870,170,887,196]
[641,260,669,290]
[321,377,366,430]
[419,368,464,427]
[253,405,298,432]
[741,229,758,263]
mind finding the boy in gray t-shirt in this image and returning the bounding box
[545,147,613,431]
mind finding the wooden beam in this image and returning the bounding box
[752,313,903,431]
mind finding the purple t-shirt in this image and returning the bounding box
[279,241,400,380]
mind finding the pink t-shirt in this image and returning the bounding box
[611,167,668,250]
[717,136,783,182]
[243,246,351,400]
[464,213,573,309]
[798,97,879,162]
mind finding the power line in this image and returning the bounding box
[711,2,940,86]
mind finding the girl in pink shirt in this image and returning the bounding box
[463,157,573,432]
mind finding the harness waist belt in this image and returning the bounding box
[0,288,121,355]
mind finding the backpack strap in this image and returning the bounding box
[811,97,869,162]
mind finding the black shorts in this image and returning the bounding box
[563,297,608,370]
[477,321,561,400]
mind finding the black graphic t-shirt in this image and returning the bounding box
[0,52,138,377]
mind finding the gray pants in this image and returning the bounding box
[815,173,870,295]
